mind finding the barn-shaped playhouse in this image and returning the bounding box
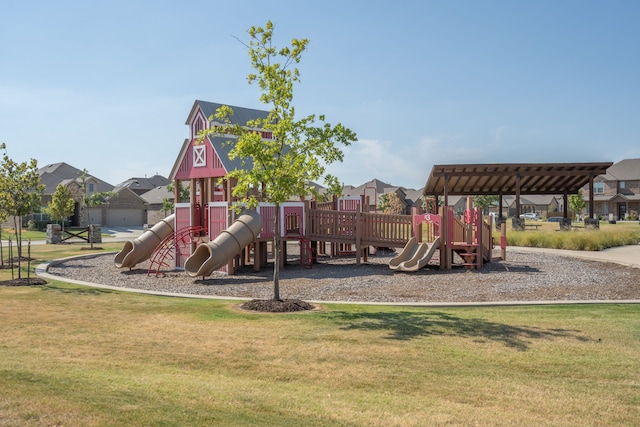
[115,100,495,277]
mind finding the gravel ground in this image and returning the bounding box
[45,243,640,303]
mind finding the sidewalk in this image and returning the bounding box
[512,244,640,269]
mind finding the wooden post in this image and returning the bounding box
[466,196,473,245]
[253,240,261,272]
[355,209,362,266]
[500,222,507,261]
[440,206,449,270]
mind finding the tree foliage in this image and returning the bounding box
[77,169,117,225]
[46,184,76,229]
[0,143,44,276]
[569,189,586,218]
[205,21,357,300]
[378,192,404,214]
[473,195,499,214]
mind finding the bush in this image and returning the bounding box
[506,228,639,250]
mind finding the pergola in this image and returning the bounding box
[422,162,613,219]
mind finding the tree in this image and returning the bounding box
[569,189,586,221]
[473,195,499,215]
[206,21,356,301]
[78,168,117,226]
[420,195,442,213]
[46,184,76,231]
[162,182,190,216]
[0,143,44,277]
[378,192,404,214]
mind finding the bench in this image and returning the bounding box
[524,224,542,230]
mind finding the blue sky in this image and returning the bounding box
[2,0,639,190]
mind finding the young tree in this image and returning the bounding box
[78,168,117,226]
[0,143,44,277]
[206,21,357,301]
[46,184,76,231]
[0,208,6,269]
[473,195,499,215]
[569,189,586,221]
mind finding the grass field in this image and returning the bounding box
[1,241,639,426]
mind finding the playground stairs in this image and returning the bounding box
[451,243,482,269]
[147,226,205,277]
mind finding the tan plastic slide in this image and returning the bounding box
[114,214,175,269]
[389,236,441,272]
[184,210,262,277]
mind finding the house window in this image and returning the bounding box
[88,183,95,193]
[619,181,625,189]
[594,182,604,194]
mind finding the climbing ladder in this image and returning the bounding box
[147,225,205,277]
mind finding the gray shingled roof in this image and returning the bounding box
[603,158,640,181]
[116,175,171,192]
[140,185,174,205]
[208,135,254,173]
[38,162,114,194]
[190,100,271,126]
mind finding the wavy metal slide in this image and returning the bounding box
[114,214,175,269]
[184,210,262,277]
[389,236,441,272]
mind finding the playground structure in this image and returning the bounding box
[114,193,494,276]
[113,100,496,276]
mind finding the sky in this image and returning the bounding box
[2,0,639,190]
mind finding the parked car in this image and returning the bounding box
[547,217,562,222]
[519,212,539,220]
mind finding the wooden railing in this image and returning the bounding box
[307,209,412,248]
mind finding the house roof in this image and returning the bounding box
[38,162,114,194]
[140,185,174,205]
[116,175,171,192]
[601,158,640,181]
[423,162,613,197]
[502,194,562,207]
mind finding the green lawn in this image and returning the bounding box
[1,241,639,426]
[1,285,638,426]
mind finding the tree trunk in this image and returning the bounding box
[273,204,280,301]
[0,228,4,268]
[13,216,22,278]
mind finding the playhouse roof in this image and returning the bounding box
[186,100,270,126]
[423,162,613,197]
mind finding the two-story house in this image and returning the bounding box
[583,158,640,220]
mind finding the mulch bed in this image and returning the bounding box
[0,256,46,286]
[0,278,47,286]
[240,299,316,313]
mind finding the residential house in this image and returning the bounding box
[116,175,172,196]
[140,185,174,225]
[502,194,564,218]
[583,158,640,220]
[342,179,421,214]
[36,162,148,227]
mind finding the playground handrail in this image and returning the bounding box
[307,208,412,248]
